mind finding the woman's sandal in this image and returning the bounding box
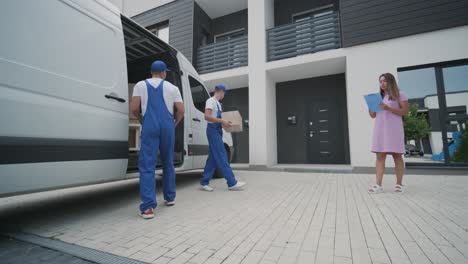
[394,184,405,193]
[368,185,384,194]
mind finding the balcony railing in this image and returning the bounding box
[196,35,248,74]
[267,12,341,61]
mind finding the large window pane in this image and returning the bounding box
[398,68,443,163]
[442,65,468,163]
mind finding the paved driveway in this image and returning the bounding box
[1,171,467,264]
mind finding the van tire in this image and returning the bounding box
[213,144,231,179]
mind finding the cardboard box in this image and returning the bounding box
[222,110,243,133]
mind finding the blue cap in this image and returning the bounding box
[215,84,226,92]
[151,60,170,72]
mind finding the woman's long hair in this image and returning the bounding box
[379,73,400,101]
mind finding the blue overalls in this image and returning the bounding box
[139,79,176,212]
[201,101,237,187]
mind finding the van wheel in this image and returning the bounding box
[213,145,231,179]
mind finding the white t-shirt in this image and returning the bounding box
[132,78,183,115]
[205,97,222,124]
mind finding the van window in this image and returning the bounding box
[189,76,210,113]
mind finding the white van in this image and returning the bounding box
[0,0,233,197]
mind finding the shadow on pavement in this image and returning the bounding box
[0,171,203,232]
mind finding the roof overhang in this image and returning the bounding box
[195,0,247,19]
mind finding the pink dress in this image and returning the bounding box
[371,91,408,154]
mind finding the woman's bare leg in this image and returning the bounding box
[376,152,386,186]
[392,153,404,186]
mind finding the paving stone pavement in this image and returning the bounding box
[1,171,468,264]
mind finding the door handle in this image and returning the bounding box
[192,118,201,122]
[105,94,126,103]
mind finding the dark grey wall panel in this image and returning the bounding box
[340,0,468,47]
[274,0,339,26]
[212,9,248,37]
[132,0,194,62]
[193,2,213,66]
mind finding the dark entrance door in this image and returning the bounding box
[307,98,343,163]
[276,74,349,164]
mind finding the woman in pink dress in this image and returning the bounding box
[368,73,409,194]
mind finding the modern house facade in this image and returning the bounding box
[110,0,468,170]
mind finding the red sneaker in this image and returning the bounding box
[140,208,154,219]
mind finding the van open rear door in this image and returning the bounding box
[121,15,185,172]
[121,16,178,64]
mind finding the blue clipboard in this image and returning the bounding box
[364,93,383,112]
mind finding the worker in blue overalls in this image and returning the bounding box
[131,60,185,219]
[200,84,246,192]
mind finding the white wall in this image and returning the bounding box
[107,0,176,17]
[345,25,468,167]
[247,0,277,166]
[107,0,124,11]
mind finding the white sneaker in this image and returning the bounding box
[368,185,384,194]
[165,200,175,206]
[228,181,246,191]
[394,184,405,193]
[200,185,214,192]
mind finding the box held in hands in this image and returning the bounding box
[222,110,243,133]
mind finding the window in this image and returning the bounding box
[293,9,333,23]
[292,6,335,52]
[147,21,169,43]
[398,68,438,163]
[398,60,468,165]
[214,29,245,43]
[200,28,210,46]
[214,29,246,67]
[189,76,210,113]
